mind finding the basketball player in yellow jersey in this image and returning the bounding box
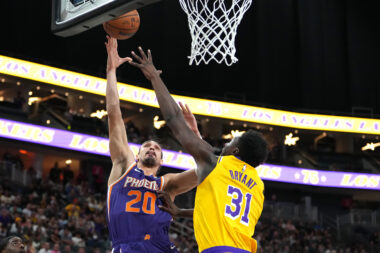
[129,47,269,253]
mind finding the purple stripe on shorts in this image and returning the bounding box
[202,246,251,253]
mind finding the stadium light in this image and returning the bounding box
[284,133,299,146]
[153,116,165,129]
[362,142,380,151]
[90,109,108,119]
[222,130,246,139]
[28,97,40,106]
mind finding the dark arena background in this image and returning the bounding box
[0,0,379,252]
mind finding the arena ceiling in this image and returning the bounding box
[0,0,379,115]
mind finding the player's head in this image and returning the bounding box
[0,236,25,253]
[137,140,163,173]
[221,129,268,168]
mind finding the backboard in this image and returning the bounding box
[52,0,161,37]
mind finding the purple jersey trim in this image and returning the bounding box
[202,246,251,253]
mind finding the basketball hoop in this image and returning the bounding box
[179,0,252,66]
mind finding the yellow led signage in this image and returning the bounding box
[1,55,380,134]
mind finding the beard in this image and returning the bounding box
[141,156,157,168]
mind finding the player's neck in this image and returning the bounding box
[136,161,159,176]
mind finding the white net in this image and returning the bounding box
[179,0,252,66]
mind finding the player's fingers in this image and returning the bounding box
[147,49,153,61]
[158,205,171,213]
[109,37,115,47]
[157,190,169,198]
[128,61,141,68]
[178,102,186,112]
[157,70,163,75]
[138,46,148,60]
[185,104,192,113]
[122,57,132,63]
[157,191,171,202]
[131,51,143,63]
[158,205,168,211]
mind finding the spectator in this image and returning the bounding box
[59,227,72,246]
[71,233,85,248]
[38,242,50,253]
[62,165,74,186]
[50,243,60,253]
[0,209,12,228]
[64,199,80,218]
[77,247,85,253]
[49,163,61,184]
[62,245,71,253]
[0,224,7,237]
[25,240,36,253]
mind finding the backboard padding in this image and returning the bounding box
[52,0,161,37]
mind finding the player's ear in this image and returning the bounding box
[232,147,239,156]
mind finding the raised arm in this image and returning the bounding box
[161,103,214,198]
[105,36,135,186]
[129,47,217,184]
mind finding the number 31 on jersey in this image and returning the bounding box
[225,185,252,226]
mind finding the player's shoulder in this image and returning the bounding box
[108,161,137,187]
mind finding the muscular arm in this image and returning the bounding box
[163,169,197,199]
[129,48,217,184]
[162,104,212,196]
[105,36,135,186]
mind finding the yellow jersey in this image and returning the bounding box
[194,155,265,253]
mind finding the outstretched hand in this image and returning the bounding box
[157,191,180,217]
[129,47,162,80]
[105,36,132,72]
[179,102,201,138]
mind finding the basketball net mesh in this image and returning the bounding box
[179,0,252,66]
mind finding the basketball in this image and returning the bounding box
[103,10,140,40]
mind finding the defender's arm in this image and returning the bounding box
[129,48,217,184]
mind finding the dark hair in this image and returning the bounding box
[237,129,268,167]
[0,236,14,251]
